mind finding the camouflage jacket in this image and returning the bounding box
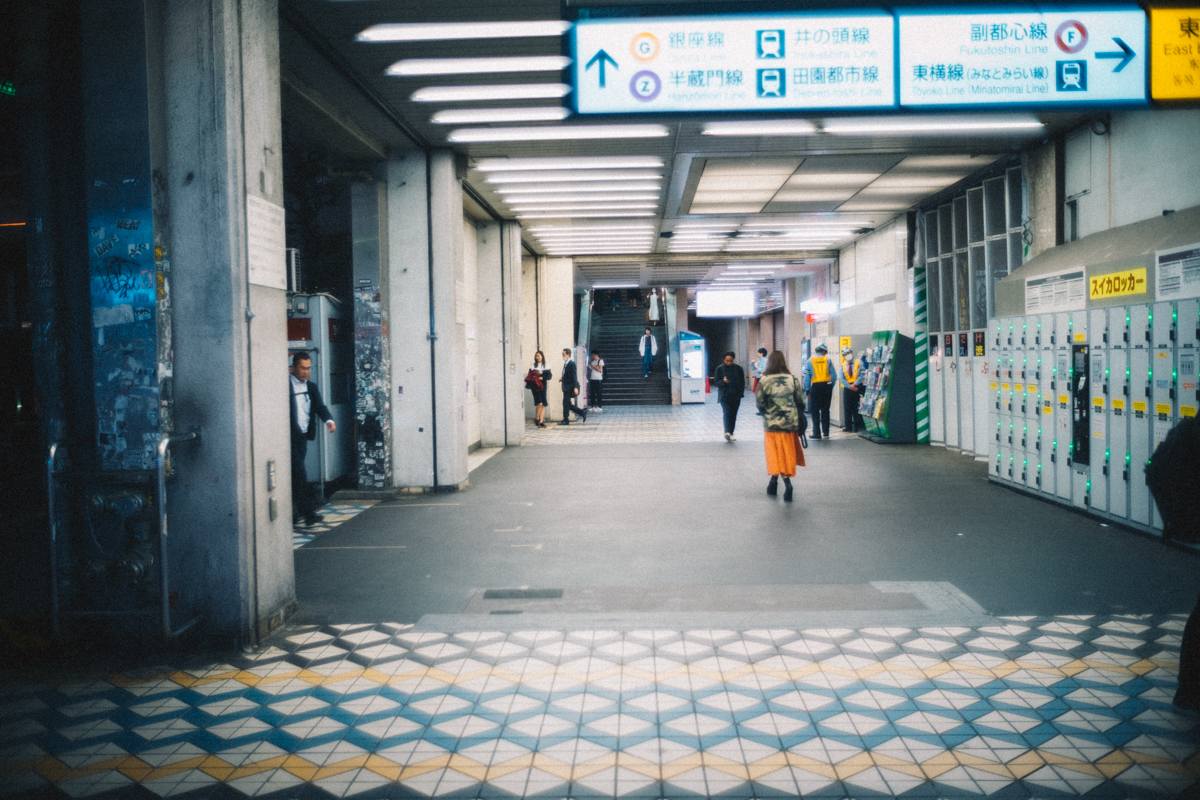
[755,373,806,432]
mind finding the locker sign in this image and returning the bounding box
[1089,267,1147,300]
[1156,403,1171,415]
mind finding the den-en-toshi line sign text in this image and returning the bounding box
[571,12,896,114]
[898,6,1147,107]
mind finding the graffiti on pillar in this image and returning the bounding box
[89,182,160,470]
[354,282,391,488]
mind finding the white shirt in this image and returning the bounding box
[291,374,311,432]
[589,359,604,380]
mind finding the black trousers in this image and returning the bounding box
[842,387,863,431]
[588,379,603,408]
[291,433,317,518]
[562,391,584,421]
[721,395,742,434]
[810,382,833,436]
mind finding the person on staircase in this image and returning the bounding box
[648,289,661,326]
[558,348,587,426]
[802,344,836,439]
[588,350,604,412]
[639,327,658,378]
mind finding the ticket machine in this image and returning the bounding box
[679,331,707,404]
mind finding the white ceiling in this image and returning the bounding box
[283,0,1089,289]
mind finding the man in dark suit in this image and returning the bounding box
[714,351,746,442]
[557,347,587,426]
[290,352,335,524]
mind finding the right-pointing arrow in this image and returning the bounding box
[1095,37,1135,73]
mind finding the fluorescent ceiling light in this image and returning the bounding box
[431,107,569,124]
[389,56,572,76]
[869,174,963,189]
[448,125,669,143]
[689,204,766,214]
[518,212,656,219]
[412,83,570,102]
[358,20,571,42]
[693,190,777,203]
[528,225,654,233]
[497,182,661,194]
[740,221,864,228]
[771,190,857,202]
[509,203,658,211]
[703,120,819,136]
[696,176,789,192]
[511,193,659,204]
[822,116,1044,134]
[786,173,880,187]
[486,170,662,184]
[477,156,663,171]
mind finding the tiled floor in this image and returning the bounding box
[3,615,1197,798]
[522,401,848,446]
[293,503,380,550]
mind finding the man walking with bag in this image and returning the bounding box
[558,348,587,425]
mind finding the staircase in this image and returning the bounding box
[588,303,671,406]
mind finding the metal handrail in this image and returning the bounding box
[47,442,61,641]
[157,430,202,641]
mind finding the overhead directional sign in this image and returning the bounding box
[897,6,1148,107]
[1150,7,1200,100]
[571,12,896,114]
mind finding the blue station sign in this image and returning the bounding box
[897,6,1147,107]
[571,11,897,114]
[569,5,1150,113]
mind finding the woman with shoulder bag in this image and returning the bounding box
[525,351,551,429]
[755,350,807,502]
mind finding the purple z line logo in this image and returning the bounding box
[630,70,662,102]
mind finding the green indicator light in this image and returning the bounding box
[1174,308,1178,322]
[1087,479,1091,490]
[1054,440,1058,447]
[1105,448,1110,459]
[0,81,15,97]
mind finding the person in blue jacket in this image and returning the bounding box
[801,343,836,439]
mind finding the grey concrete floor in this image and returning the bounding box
[294,412,1200,626]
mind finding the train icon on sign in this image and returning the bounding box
[1057,60,1087,91]
[757,30,784,58]
[757,69,785,97]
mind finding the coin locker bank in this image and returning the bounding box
[988,226,1200,538]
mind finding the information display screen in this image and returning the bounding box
[697,290,756,318]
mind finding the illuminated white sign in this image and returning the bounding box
[572,12,896,114]
[801,298,839,315]
[697,290,756,317]
[897,6,1147,107]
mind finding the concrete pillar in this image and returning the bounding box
[162,0,293,645]
[477,221,525,445]
[351,181,391,489]
[520,256,574,421]
[386,151,468,490]
[1023,140,1063,261]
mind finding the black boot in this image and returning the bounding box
[767,476,778,496]
[783,479,793,502]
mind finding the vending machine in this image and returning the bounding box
[679,331,707,404]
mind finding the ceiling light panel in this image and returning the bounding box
[869,174,964,189]
[895,154,1003,170]
[772,190,858,202]
[689,204,767,215]
[692,190,777,204]
[358,20,571,41]
[702,120,819,136]
[696,175,792,192]
[702,158,802,176]
[785,173,880,188]
[518,212,657,218]
[508,193,659,203]
[476,156,664,171]
[509,203,659,211]
[485,170,662,183]
[528,225,655,232]
[448,125,670,143]
[389,56,571,76]
[822,115,1043,134]
[411,84,570,102]
[431,108,569,124]
[497,182,661,194]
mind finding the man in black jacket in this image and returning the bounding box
[557,347,587,426]
[290,352,335,524]
[714,351,746,441]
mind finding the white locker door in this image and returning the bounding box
[1089,347,1108,513]
[974,332,991,458]
[945,334,960,449]
[1181,298,1200,421]
[1054,348,1072,502]
[1129,346,1152,525]
[959,342,975,456]
[930,335,945,445]
[1109,347,1129,521]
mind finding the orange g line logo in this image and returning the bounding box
[631,32,659,61]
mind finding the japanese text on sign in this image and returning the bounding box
[1089,267,1147,300]
[1150,8,1200,100]
[573,12,895,113]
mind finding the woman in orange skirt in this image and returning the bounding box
[754,351,806,501]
